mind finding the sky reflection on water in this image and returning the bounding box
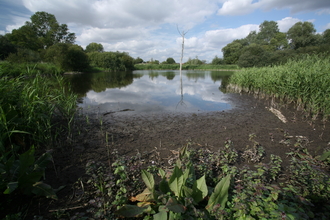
[67,70,234,114]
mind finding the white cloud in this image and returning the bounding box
[277,17,301,32]
[217,0,330,16]
[218,0,261,16]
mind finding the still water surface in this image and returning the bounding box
[66,70,234,114]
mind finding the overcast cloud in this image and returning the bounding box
[1,0,330,62]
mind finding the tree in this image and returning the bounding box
[237,44,270,68]
[85,42,104,53]
[0,34,17,60]
[257,20,279,44]
[45,43,88,71]
[287,21,317,49]
[20,11,75,50]
[166,57,176,64]
[134,57,144,64]
[222,40,243,64]
[211,56,224,65]
[269,32,289,50]
[322,29,330,45]
[9,25,42,51]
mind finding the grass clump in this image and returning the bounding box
[227,54,330,120]
[0,64,77,218]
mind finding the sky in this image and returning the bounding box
[1,0,330,63]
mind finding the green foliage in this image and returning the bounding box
[45,43,89,71]
[211,56,224,65]
[0,146,57,199]
[85,42,104,53]
[287,21,317,49]
[6,48,41,63]
[116,146,232,219]
[223,20,328,67]
[229,54,330,119]
[87,51,134,71]
[166,57,176,64]
[0,34,17,60]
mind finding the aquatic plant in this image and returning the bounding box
[228,54,330,120]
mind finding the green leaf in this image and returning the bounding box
[206,174,231,211]
[192,175,208,203]
[32,182,57,199]
[158,168,166,178]
[159,178,170,194]
[141,170,155,190]
[116,205,146,217]
[4,182,18,194]
[168,166,183,197]
[154,210,168,220]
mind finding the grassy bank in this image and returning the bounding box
[227,54,330,120]
[0,63,77,218]
[134,63,239,70]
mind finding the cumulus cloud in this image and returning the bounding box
[277,17,301,32]
[218,0,330,16]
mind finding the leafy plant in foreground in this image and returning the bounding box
[0,146,57,199]
[116,146,231,219]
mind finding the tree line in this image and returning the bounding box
[0,11,135,72]
[218,20,330,67]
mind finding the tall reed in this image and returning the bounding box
[228,54,330,119]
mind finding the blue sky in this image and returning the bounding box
[1,0,329,63]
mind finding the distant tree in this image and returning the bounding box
[9,25,42,51]
[9,11,75,51]
[244,31,259,45]
[222,40,243,64]
[323,29,330,44]
[211,55,224,65]
[287,21,317,49]
[269,32,289,50]
[85,42,104,53]
[6,48,41,63]
[166,57,176,64]
[45,43,88,71]
[257,20,279,44]
[0,34,17,60]
[186,56,203,65]
[237,44,270,68]
[134,57,144,64]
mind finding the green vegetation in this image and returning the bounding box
[0,11,135,73]
[0,63,77,217]
[64,135,330,219]
[227,54,330,120]
[222,20,330,67]
[134,63,239,70]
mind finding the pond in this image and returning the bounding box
[65,70,235,114]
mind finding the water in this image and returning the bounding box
[66,70,234,114]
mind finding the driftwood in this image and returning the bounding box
[103,109,134,116]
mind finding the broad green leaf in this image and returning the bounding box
[159,178,170,194]
[206,174,231,211]
[166,197,185,213]
[192,175,208,203]
[141,170,155,190]
[116,205,146,217]
[32,182,57,200]
[154,210,167,220]
[158,168,166,178]
[4,182,18,194]
[168,166,183,197]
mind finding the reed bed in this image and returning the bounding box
[228,54,330,120]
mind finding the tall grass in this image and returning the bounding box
[0,67,77,154]
[228,54,330,119]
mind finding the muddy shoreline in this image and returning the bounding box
[36,93,329,217]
